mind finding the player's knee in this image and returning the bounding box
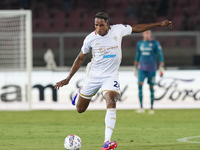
[76,104,87,113]
[77,106,86,113]
[77,110,85,113]
[106,99,116,108]
[104,91,118,108]
[139,82,143,86]
[76,96,90,113]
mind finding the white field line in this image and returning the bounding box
[177,136,200,143]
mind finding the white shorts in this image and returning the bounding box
[79,76,120,99]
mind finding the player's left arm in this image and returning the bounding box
[156,42,164,77]
[133,42,140,77]
[131,20,172,33]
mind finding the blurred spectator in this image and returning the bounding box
[19,0,31,9]
[125,0,138,18]
[180,11,195,31]
[85,0,105,13]
[62,0,73,10]
[156,0,169,17]
[9,0,20,9]
[196,19,200,30]
[137,1,157,23]
[180,18,195,31]
[1,0,200,32]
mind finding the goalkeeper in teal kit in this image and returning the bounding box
[133,30,164,115]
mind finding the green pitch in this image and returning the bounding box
[0,109,200,150]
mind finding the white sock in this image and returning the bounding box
[104,108,116,142]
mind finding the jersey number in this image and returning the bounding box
[114,81,120,88]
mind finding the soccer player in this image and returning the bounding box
[133,30,164,115]
[54,12,172,150]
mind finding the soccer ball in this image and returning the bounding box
[64,134,82,150]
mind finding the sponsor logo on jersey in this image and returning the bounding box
[107,46,118,50]
[103,54,116,58]
[98,46,118,53]
[99,47,105,53]
[113,36,118,41]
[140,44,152,51]
[142,52,150,55]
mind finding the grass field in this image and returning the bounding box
[0,109,200,150]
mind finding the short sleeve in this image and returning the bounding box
[81,37,91,54]
[117,24,132,37]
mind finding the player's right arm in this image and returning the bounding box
[54,51,87,90]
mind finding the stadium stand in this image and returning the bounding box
[1,0,200,67]
[1,0,199,32]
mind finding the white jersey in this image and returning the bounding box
[81,24,132,77]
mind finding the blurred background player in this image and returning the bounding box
[44,48,57,70]
[133,30,164,115]
[55,12,171,150]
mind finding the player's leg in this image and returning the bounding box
[138,82,144,108]
[102,91,118,150]
[76,96,91,113]
[72,76,100,113]
[147,71,156,114]
[101,77,120,150]
[104,91,119,108]
[149,85,154,109]
[71,88,91,113]
[104,91,118,140]
[136,70,146,113]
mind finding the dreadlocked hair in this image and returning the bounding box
[95,12,108,21]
